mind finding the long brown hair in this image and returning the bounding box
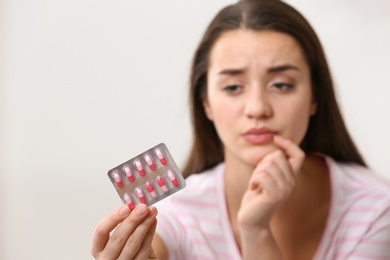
[182,0,366,176]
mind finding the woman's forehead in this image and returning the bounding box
[208,29,307,72]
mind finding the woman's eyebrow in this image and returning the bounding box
[267,64,299,73]
[217,68,245,76]
[217,64,299,76]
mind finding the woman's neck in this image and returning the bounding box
[224,154,255,213]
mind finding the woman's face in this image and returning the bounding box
[204,30,316,166]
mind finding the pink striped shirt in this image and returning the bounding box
[155,156,390,259]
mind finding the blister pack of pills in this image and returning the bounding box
[107,143,186,209]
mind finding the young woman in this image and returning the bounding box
[91,1,390,259]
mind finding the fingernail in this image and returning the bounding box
[119,205,131,216]
[136,204,148,215]
[149,205,157,214]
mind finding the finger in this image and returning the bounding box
[267,150,296,186]
[249,170,280,202]
[91,205,131,257]
[250,166,291,202]
[273,135,305,173]
[133,217,158,260]
[115,205,158,260]
[255,157,287,189]
[257,150,290,179]
[103,204,151,259]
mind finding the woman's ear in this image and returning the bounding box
[203,97,214,121]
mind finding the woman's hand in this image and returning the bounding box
[237,135,305,259]
[91,203,158,260]
[238,135,305,231]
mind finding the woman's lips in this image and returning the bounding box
[242,128,276,145]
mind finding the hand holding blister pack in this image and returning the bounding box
[108,143,186,209]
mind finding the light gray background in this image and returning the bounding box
[1,0,389,259]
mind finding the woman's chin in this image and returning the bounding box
[244,144,279,166]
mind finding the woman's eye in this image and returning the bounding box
[223,85,242,93]
[272,82,294,90]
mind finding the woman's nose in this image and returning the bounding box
[244,87,272,119]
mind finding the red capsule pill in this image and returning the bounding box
[134,160,145,176]
[157,176,169,193]
[167,170,179,187]
[155,148,167,165]
[123,166,135,182]
[144,154,156,171]
[112,171,123,188]
[123,193,135,210]
[146,181,158,198]
[136,187,146,204]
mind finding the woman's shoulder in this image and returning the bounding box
[326,156,390,199]
[315,156,390,259]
